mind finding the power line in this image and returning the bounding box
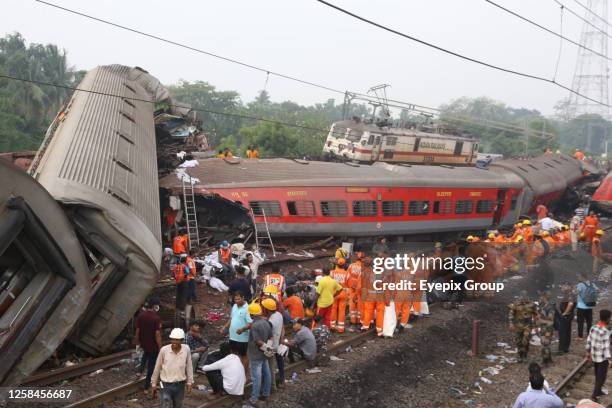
[32,0,345,96]
[0,73,554,142]
[553,0,612,39]
[573,0,612,28]
[314,0,611,109]
[0,73,343,137]
[27,0,556,138]
[485,0,611,62]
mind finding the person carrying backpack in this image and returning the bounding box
[577,274,598,340]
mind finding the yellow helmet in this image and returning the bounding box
[515,223,522,228]
[305,307,315,317]
[541,231,550,237]
[515,235,524,242]
[562,225,569,230]
[261,298,277,311]
[263,284,279,295]
[596,229,605,235]
[522,220,532,226]
[488,233,495,239]
[248,302,262,316]
[466,235,474,242]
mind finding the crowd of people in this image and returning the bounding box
[142,197,609,407]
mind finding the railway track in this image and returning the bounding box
[22,350,134,387]
[64,329,375,408]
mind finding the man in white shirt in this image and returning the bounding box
[539,215,554,232]
[151,328,193,407]
[202,344,246,400]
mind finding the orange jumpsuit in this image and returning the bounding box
[347,260,363,324]
[393,268,422,327]
[523,226,534,243]
[581,215,599,243]
[173,235,188,254]
[218,247,231,264]
[263,273,286,300]
[360,265,390,335]
[510,227,524,242]
[330,266,350,332]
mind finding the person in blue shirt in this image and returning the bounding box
[220,291,252,366]
[576,274,598,340]
[513,372,563,408]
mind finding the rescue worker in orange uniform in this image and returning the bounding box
[263,265,286,300]
[347,251,364,325]
[330,258,350,332]
[173,232,189,255]
[246,145,260,158]
[522,220,534,243]
[485,232,496,243]
[185,249,198,302]
[554,226,570,246]
[510,223,524,242]
[360,257,391,336]
[592,229,604,274]
[218,240,231,264]
[393,254,422,330]
[581,211,600,244]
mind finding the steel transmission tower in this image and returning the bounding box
[567,0,610,121]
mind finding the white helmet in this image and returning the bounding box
[169,328,185,340]
[315,276,323,284]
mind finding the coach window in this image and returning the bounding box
[386,136,397,146]
[249,200,282,217]
[383,150,394,159]
[287,201,316,216]
[353,201,377,217]
[511,196,518,210]
[408,200,429,216]
[455,200,474,214]
[367,134,374,145]
[321,200,348,217]
[433,200,452,215]
[382,201,404,216]
[476,200,494,213]
[347,129,363,142]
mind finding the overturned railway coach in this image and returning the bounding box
[162,154,585,238]
[0,64,168,386]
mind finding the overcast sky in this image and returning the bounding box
[2,0,605,115]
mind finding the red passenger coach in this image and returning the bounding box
[159,154,587,238]
[593,170,612,213]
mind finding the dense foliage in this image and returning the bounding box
[1,33,610,159]
[0,33,85,152]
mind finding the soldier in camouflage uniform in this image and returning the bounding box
[508,290,537,362]
[537,292,555,367]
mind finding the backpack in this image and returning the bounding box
[581,282,598,307]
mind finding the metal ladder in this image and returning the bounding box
[250,207,276,257]
[182,175,200,249]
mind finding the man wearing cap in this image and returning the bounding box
[151,328,193,407]
[263,265,286,300]
[263,297,285,389]
[135,298,162,394]
[314,267,343,328]
[330,258,350,333]
[238,302,272,406]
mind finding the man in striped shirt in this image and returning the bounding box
[586,309,611,402]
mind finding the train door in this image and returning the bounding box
[453,141,463,156]
[493,189,507,225]
[371,134,382,161]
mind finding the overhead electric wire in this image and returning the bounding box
[28,0,555,138]
[552,0,612,39]
[485,0,610,62]
[314,0,612,109]
[572,0,612,29]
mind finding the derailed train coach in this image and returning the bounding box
[161,153,590,239]
[0,65,166,385]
